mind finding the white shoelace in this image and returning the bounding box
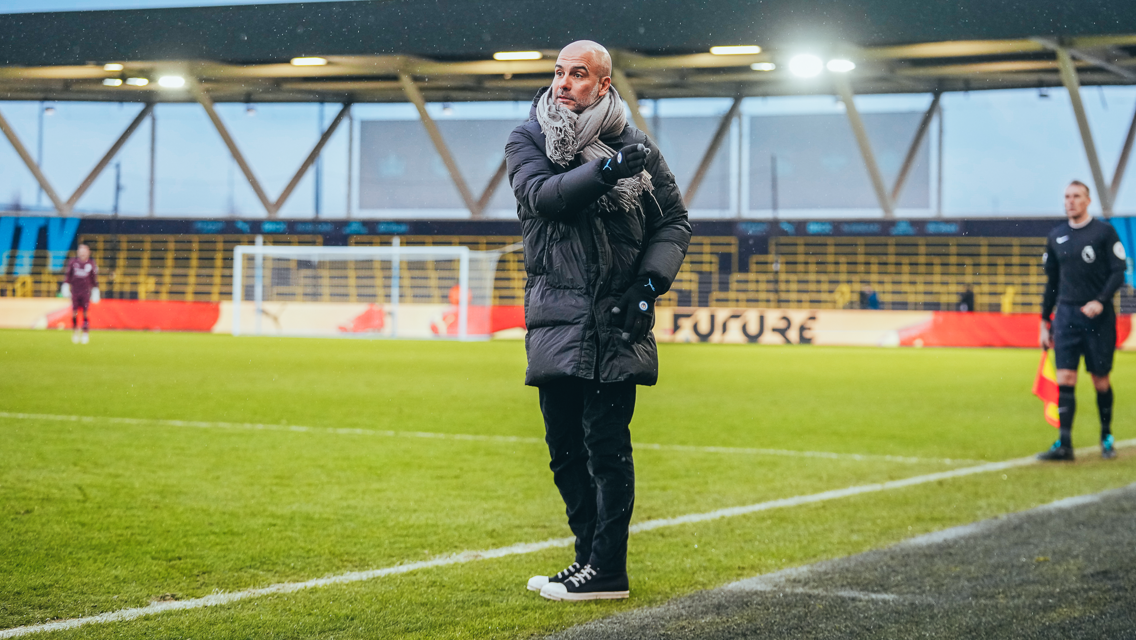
[554,562,580,580]
[566,564,598,587]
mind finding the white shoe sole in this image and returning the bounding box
[540,589,629,601]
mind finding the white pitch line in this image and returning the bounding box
[724,481,1135,595]
[0,411,972,465]
[1,438,1131,639]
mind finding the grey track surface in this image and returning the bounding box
[547,484,1136,640]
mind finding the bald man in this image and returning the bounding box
[506,41,691,601]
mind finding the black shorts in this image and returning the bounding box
[1053,303,1116,375]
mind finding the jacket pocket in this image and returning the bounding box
[544,222,588,289]
[601,209,645,292]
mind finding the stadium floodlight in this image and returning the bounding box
[103,63,124,71]
[710,45,762,55]
[493,51,542,61]
[751,62,777,71]
[232,244,504,340]
[826,58,856,73]
[124,77,149,86]
[788,54,824,77]
[158,75,185,88]
[290,56,327,66]
[102,78,123,86]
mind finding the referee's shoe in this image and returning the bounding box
[1037,439,1075,461]
[1102,434,1117,459]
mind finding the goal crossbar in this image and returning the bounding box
[232,245,473,339]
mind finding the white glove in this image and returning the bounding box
[91,288,101,304]
[60,282,71,298]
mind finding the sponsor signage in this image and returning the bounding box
[731,219,969,238]
[666,308,819,345]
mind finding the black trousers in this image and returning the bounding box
[538,377,636,574]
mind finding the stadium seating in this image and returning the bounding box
[348,235,524,305]
[2,232,1113,314]
[0,235,324,302]
[714,237,1049,313]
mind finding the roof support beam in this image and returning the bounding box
[685,95,742,204]
[891,92,941,203]
[0,106,68,214]
[273,102,351,214]
[1035,38,1136,82]
[610,68,653,139]
[476,158,508,216]
[1112,103,1136,203]
[1056,47,1114,216]
[398,72,482,217]
[834,75,894,218]
[66,103,154,212]
[187,78,277,216]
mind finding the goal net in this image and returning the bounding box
[231,243,503,339]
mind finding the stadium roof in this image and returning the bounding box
[0,0,1133,103]
[0,1,1132,221]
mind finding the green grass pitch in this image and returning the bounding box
[1,330,1133,639]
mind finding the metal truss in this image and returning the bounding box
[0,103,153,215]
[1,34,1133,218]
[188,78,352,218]
[1042,42,1136,217]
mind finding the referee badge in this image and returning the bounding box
[1082,246,1096,263]
[1115,242,1127,260]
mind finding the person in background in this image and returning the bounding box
[860,284,880,310]
[61,242,100,344]
[957,285,975,312]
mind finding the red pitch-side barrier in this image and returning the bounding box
[898,311,1133,348]
[431,305,526,336]
[32,300,1132,348]
[44,300,221,332]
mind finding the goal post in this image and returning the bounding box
[231,243,502,340]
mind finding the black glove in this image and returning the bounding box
[612,276,658,343]
[600,143,647,184]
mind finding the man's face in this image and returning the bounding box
[551,48,610,114]
[1064,184,1091,219]
[77,245,90,261]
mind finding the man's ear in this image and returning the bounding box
[597,76,612,98]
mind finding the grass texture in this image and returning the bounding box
[1,330,1133,638]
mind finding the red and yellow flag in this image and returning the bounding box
[1032,349,1060,428]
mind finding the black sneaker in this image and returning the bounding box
[1037,439,1075,461]
[527,562,580,592]
[539,564,629,601]
[1102,434,1117,460]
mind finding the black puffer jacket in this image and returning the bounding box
[505,88,691,386]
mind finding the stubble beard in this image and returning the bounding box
[567,86,601,114]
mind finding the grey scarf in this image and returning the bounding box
[535,87,652,213]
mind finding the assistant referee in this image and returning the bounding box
[1038,180,1126,461]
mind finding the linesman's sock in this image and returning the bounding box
[1097,387,1113,439]
[1058,385,1076,448]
